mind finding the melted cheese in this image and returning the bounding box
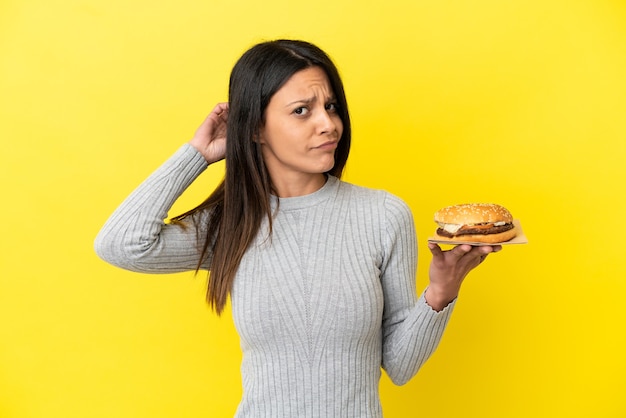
[437,223,462,233]
[438,220,507,233]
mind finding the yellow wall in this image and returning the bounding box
[1,0,625,416]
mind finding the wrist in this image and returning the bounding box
[188,140,213,164]
[424,286,458,312]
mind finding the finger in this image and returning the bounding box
[473,244,504,264]
[428,242,444,258]
[477,245,502,255]
[469,245,492,260]
[451,244,473,260]
[207,103,229,122]
[455,246,489,269]
[478,245,503,262]
[213,102,229,114]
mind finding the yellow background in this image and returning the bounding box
[1,0,625,417]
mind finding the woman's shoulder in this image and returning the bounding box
[334,177,411,212]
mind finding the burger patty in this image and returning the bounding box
[436,223,514,238]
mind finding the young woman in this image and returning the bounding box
[95,39,501,417]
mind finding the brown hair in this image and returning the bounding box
[172,40,351,314]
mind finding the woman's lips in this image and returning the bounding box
[314,140,338,150]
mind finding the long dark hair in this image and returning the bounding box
[172,39,351,314]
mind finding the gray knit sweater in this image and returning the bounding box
[95,144,456,417]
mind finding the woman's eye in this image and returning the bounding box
[293,107,308,115]
[325,103,338,112]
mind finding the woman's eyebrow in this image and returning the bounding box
[285,96,316,107]
[285,95,336,107]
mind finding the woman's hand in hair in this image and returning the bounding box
[189,102,229,164]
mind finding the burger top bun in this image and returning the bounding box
[434,203,513,225]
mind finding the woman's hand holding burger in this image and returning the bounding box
[425,243,502,311]
[424,202,514,311]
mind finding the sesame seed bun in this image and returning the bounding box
[434,203,513,225]
[434,203,517,244]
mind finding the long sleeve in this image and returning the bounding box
[94,144,211,273]
[380,194,456,385]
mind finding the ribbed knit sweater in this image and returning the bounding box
[94,144,456,417]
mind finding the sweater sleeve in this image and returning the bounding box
[94,144,212,273]
[379,194,456,385]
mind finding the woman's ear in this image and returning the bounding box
[253,131,265,144]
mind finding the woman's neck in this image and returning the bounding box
[270,173,327,198]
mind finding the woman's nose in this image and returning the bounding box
[317,108,337,135]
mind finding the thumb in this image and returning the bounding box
[428,242,443,257]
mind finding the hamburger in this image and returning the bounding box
[434,203,516,244]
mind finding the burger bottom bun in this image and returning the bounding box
[435,227,517,244]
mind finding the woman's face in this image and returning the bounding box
[259,66,343,186]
